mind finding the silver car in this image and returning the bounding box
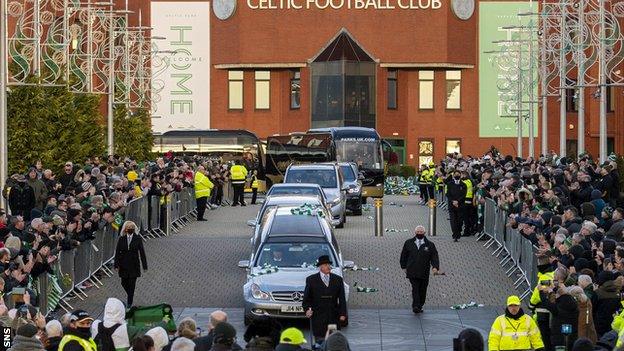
[283,163,347,228]
[247,194,335,247]
[238,206,353,325]
[338,162,364,216]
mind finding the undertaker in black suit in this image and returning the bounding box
[400,225,440,313]
[446,170,468,242]
[114,221,147,307]
[303,255,348,344]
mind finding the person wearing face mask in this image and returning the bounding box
[114,221,148,307]
[446,170,467,242]
[58,310,97,351]
[400,225,440,314]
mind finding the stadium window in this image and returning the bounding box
[228,70,243,110]
[419,71,434,110]
[255,71,270,110]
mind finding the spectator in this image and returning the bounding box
[243,316,281,350]
[571,338,594,351]
[172,338,195,351]
[92,298,147,351]
[145,327,169,351]
[194,310,242,351]
[58,162,76,191]
[209,322,237,351]
[130,335,154,351]
[453,328,484,351]
[592,271,620,337]
[164,318,197,351]
[319,331,351,351]
[275,328,310,351]
[9,321,44,351]
[44,320,63,351]
[605,208,624,241]
[569,286,597,343]
[27,167,48,211]
[8,175,35,220]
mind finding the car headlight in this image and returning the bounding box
[347,187,361,194]
[251,283,270,300]
[329,197,341,206]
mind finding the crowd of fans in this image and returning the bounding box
[432,149,624,351]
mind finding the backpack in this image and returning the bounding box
[96,322,122,351]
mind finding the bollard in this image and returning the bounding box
[428,199,437,236]
[374,198,383,237]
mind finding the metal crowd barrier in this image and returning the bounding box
[30,188,197,316]
[437,197,538,301]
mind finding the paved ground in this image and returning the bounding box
[69,195,518,350]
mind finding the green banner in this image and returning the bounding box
[479,1,538,138]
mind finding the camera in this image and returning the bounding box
[540,280,552,286]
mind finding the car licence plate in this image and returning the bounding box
[281,305,304,313]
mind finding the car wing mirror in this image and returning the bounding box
[238,260,250,268]
[247,219,257,227]
[343,260,355,269]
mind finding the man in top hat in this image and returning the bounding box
[302,255,347,347]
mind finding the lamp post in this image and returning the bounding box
[0,0,7,210]
[598,0,607,163]
[559,1,568,158]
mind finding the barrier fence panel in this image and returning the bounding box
[102,225,117,264]
[73,241,92,288]
[140,196,150,233]
[149,196,161,231]
[37,188,201,315]
[89,229,105,279]
[57,250,75,297]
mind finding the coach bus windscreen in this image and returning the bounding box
[335,139,382,170]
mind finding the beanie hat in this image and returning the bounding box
[591,189,602,200]
[597,271,615,286]
[571,338,594,351]
[322,331,351,351]
[17,323,38,338]
[213,322,236,345]
[67,208,81,219]
[81,182,92,192]
[456,328,485,351]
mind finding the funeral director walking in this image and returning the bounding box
[400,225,440,314]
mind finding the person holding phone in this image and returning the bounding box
[114,221,147,307]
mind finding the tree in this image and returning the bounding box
[112,105,154,161]
[7,84,105,174]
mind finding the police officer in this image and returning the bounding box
[461,171,476,236]
[446,170,467,242]
[488,296,545,351]
[230,160,248,206]
[59,310,97,351]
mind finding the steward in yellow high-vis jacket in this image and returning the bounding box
[194,166,214,221]
[489,295,545,351]
[230,160,248,206]
[529,256,556,351]
[59,310,97,351]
